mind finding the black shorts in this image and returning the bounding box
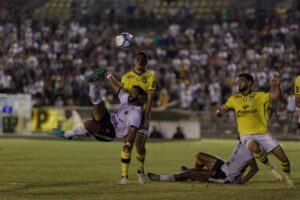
[92,111,116,141]
[209,159,228,183]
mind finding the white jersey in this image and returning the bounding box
[110,89,143,138]
[221,143,253,183]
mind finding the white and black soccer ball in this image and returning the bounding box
[115,32,134,48]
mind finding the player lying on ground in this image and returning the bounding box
[52,68,146,185]
[148,142,258,184]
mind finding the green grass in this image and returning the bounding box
[0,138,299,200]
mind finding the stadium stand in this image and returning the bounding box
[0,0,299,122]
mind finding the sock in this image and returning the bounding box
[136,152,146,174]
[281,161,291,178]
[64,125,88,138]
[89,82,102,104]
[254,150,272,168]
[121,150,131,178]
[160,174,175,182]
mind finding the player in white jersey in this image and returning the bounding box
[147,143,258,184]
[52,69,146,184]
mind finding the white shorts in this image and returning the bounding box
[137,128,149,135]
[240,132,280,153]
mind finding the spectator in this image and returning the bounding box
[149,126,164,139]
[172,126,185,140]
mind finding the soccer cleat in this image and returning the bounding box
[285,178,295,188]
[138,173,146,184]
[283,174,295,188]
[147,173,160,181]
[181,166,188,171]
[120,177,129,185]
[52,128,66,138]
[85,67,107,82]
[271,168,284,181]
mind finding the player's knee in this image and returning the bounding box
[84,120,100,135]
[135,141,145,154]
[123,144,131,153]
[248,140,261,153]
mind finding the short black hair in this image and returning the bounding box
[239,73,254,84]
[134,51,148,66]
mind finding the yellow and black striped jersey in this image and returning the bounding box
[121,70,156,93]
[225,92,271,135]
[295,75,300,96]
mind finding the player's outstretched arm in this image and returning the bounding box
[236,158,258,184]
[216,105,229,117]
[270,72,281,101]
[106,72,122,93]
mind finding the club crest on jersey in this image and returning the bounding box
[137,77,147,83]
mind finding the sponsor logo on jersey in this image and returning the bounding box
[236,109,258,118]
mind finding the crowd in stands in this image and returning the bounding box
[0,0,299,118]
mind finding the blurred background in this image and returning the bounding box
[0,0,299,139]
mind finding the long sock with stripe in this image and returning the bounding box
[121,150,131,178]
[137,152,146,174]
[254,150,272,167]
[281,161,291,178]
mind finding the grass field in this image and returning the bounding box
[0,138,299,200]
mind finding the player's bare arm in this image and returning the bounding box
[236,158,258,184]
[143,91,154,126]
[270,72,281,101]
[216,105,230,117]
[296,96,300,108]
[106,72,122,93]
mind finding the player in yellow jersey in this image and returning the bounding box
[216,73,294,188]
[120,51,156,184]
[295,75,300,108]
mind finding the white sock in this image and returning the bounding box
[89,82,102,104]
[64,125,88,138]
[160,174,175,182]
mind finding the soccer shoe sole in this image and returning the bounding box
[85,67,107,82]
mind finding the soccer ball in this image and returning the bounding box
[115,32,134,48]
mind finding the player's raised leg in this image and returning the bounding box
[52,68,107,139]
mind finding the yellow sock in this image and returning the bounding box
[136,152,146,174]
[121,150,131,177]
[281,161,290,178]
[254,150,272,168]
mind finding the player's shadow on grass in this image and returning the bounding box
[1,180,101,193]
